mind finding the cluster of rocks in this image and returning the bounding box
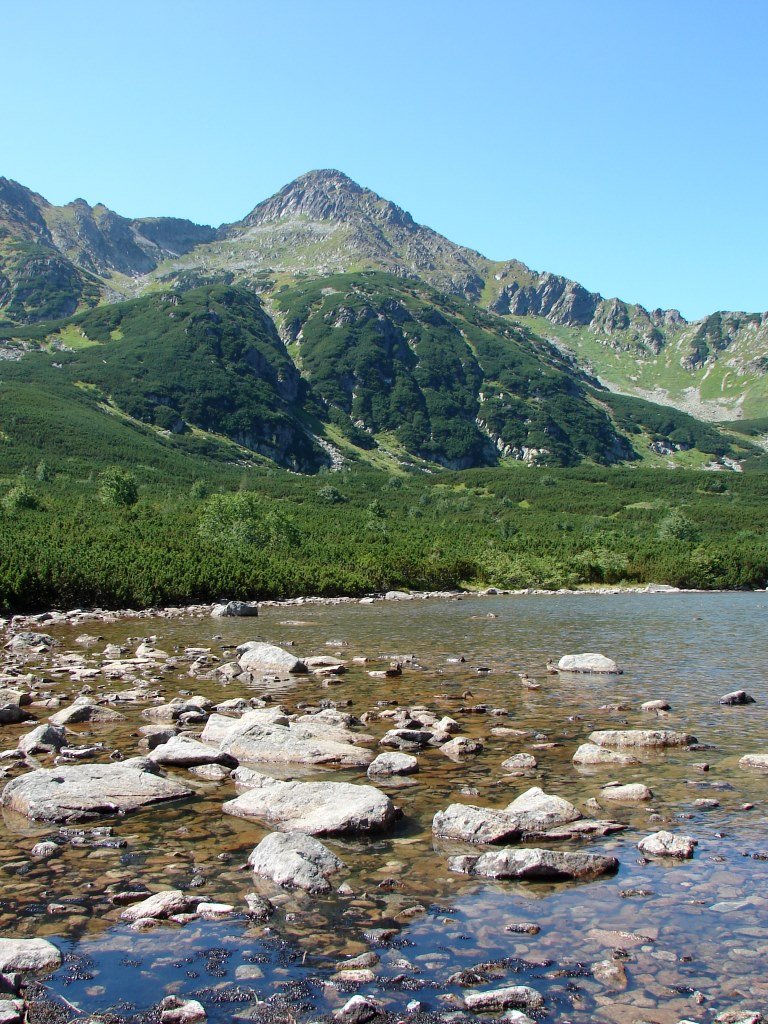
[0,619,765,1024]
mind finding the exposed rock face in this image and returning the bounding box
[236,642,307,674]
[589,729,696,748]
[433,787,581,844]
[247,831,344,892]
[557,653,621,674]
[490,273,600,327]
[1,759,192,822]
[222,772,396,835]
[0,937,61,973]
[638,830,697,859]
[449,847,619,880]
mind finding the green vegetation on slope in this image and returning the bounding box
[274,272,638,467]
[0,285,328,472]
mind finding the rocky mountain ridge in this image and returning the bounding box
[1,169,766,421]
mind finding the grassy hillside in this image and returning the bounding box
[0,285,331,472]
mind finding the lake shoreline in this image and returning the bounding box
[1,581,757,634]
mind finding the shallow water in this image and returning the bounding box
[3,592,768,1023]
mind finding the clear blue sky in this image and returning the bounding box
[3,0,766,319]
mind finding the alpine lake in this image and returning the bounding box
[1,591,767,1024]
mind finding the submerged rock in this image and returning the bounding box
[223,772,396,835]
[1,759,192,823]
[557,653,621,674]
[449,847,619,880]
[248,831,344,892]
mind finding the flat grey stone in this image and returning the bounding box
[449,847,619,880]
[589,729,696,748]
[223,772,396,835]
[2,759,192,823]
[148,734,238,768]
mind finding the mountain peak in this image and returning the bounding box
[238,168,414,230]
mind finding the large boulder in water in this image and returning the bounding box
[237,642,306,674]
[248,831,344,892]
[638,830,697,859]
[449,847,619,880]
[212,601,259,618]
[1,758,192,823]
[207,710,374,768]
[148,734,238,769]
[223,771,396,835]
[0,937,62,973]
[557,653,621,674]
[433,787,582,844]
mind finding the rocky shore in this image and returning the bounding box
[0,595,764,1024]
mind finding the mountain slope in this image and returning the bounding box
[0,177,216,324]
[152,170,768,421]
[0,285,330,472]
[1,168,766,427]
[4,274,757,473]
